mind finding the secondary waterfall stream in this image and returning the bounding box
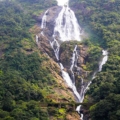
[53,5,81,41]
[99,50,108,72]
[40,0,108,119]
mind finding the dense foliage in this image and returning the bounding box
[70,0,120,119]
[0,1,59,119]
[1,0,120,119]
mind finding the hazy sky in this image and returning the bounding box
[56,0,69,6]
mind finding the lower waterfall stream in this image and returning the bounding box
[38,0,108,119]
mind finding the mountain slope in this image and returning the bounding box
[1,0,120,120]
[70,0,120,119]
[0,1,79,120]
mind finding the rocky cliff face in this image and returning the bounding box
[36,6,62,42]
[32,5,93,120]
[35,3,91,100]
[59,41,90,93]
[30,24,81,119]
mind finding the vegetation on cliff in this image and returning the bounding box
[70,0,120,119]
[0,1,77,120]
[1,0,120,119]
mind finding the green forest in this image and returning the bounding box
[70,0,120,120]
[0,0,62,120]
[0,0,120,120]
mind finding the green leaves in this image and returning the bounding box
[70,0,120,119]
[0,1,59,119]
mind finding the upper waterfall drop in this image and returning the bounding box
[54,0,82,41]
[41,10,49,29]
[99,50,108,72]
[40,0,84,103]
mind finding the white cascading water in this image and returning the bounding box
[70,45,78,84]
[50,0,81,60]
[41,10,49,35]
[40,0,108,120]
[80,50,108,95]
[53,0,81,41]
[50,39,60,60]
[41,10,49,29]
[40,0,82,102]
[57,0,69,6]
[76,50,108,119]
[36,35,38,44]
[99,50,108,72]
[40,0,85,118]
[54,0,82,102]
[60,63,81,101]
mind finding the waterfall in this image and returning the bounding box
[76,50,108,118]
[36,35,38,44]
[41,10,49,35]
[56,0,69,6]
[99,50,108,72]
[40,0,82,100]
[70,45,78,84]
[50,39,60,60]
[41,10,49,29]
[53,2,81,41]
[60,63,81,101]
[40,0,83,113]
[50,0,82,60]
[53,0,82,101]
[40,0,109,120]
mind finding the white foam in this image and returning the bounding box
[56,0,69,6]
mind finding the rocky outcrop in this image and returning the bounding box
[37,34,56,60]
[41,59,76,103]
[30,6,63,61]
[66,112,81,120]
[31,4,93,120]
[36,6,62,41]
[30,23,88,120]
[59,41,90,93]
[59,42,88,73]
[30,25,57,60]
[30,25,77,103]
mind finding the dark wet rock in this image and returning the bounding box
[37,34,56,60]
[36,6,62,39]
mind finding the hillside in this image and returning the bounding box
[0,1,78,120]
[70,0,120,119]
[0,0,120,120]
